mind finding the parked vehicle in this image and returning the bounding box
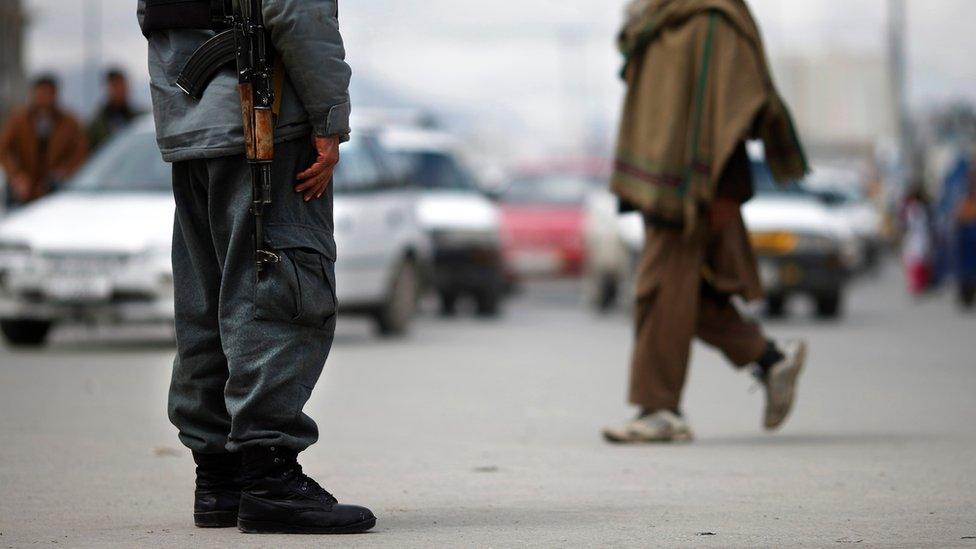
[804,166,884,272]
[0,117,429,346]
[744,162,861,318]
[582,190,641,312]
[332,129,431,336]
[582,158,859,319]
[379,126,505,316]
[499,171,598,280]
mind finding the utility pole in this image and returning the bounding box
[887,0,913,182]
[83,0,103,111]
[0,0,27,122]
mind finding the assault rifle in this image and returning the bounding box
[172,0,280,274]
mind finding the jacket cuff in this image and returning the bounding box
[314,101,351,141]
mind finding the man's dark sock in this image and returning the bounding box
[754,340,785,380]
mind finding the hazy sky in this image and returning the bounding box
[21,0,976,156]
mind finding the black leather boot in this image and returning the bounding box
[237,446,376,534]
[192,451,243,527]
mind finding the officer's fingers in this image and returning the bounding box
[303,175,332,202]
[303,181,324,202]
[296,160,326,181]
[294,176,319,193]
[296,152,339,181]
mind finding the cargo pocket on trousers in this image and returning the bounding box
[253,225,338,329]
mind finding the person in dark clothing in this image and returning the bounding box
[138,0,374,535]
[0,75,88,207]
[87,68,142,150]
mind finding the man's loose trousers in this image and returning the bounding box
[168,137,338,454]
[628,211,767,412]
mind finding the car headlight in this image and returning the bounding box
[0,241,31,274]
[126,246,172,284]
[750,231,836,255]
[795,234,838,254]
[751,231,797,254]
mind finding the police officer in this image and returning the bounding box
[138,0,375,534]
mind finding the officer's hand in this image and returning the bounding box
[295,135,341,202]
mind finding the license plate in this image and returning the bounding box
[780,262,804,286]
[512,251,561,276]
[759,260,779,288]
[45,276,112,302]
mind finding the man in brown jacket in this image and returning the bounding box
[0,75,88,208]
[603,0,808,443]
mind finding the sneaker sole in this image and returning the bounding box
[602,430,694,444]
[194,510,239,528]
[764,341,807,431]
[238,516,377,535]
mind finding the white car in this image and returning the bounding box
[582,158,860,319]
[0,117,430,346]
[582,189,641,312]
[803,166,885,271]
[378,126,506,316]
[743,164,862,318]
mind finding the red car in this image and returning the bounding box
[499,167,605,279]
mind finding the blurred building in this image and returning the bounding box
[0,0,27,121]
[773,52,897,163]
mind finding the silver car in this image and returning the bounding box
[0,117,430,346]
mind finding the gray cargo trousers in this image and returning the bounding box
[168,137,338,454]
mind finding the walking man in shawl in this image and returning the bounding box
[603,0,809,443]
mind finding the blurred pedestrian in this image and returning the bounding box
[603,0,809,443]
[954,167,976,308]
[0,74,88,208]
[902,185,935,296]
[87,68,141,150]
[139,0,374,535]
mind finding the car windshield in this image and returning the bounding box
[333,135,391,192]
[751,161,806,196]
[392,151,477,191]
[503,174,596,205]
[804,170,865,205]
[67,128,385,194]
[70,129,171,193]
[751,161,849,206]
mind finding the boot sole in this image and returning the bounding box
[238,516,376,534]
[194,510,239,528]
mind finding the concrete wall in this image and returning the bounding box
[773,52,897,161]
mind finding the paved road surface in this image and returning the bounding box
[1,262,975,547]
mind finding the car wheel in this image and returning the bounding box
[374,259,420,337]
[1,320,53,347]
[475,289,502,318]
[439,291,458,317]
[596,274,620,313]
[959,284,976,310]
[765,295,787,318]
[815,291,843,319]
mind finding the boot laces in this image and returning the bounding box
[282,463,337,504]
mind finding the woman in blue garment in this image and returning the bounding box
[955,167,976,308]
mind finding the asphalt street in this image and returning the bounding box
[1,261,975,548]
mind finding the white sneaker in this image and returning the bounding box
[764,340,807,431]
[602,410,694,444]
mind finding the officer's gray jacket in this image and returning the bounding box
[138,0,351,162]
